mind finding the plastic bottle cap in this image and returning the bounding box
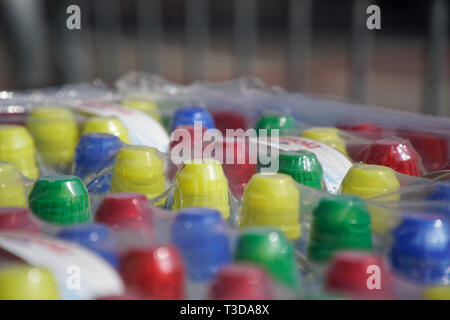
[83,116,131,144]
[209,263,274,300]
[362,138,422,177]
[426,183,450,215]
[220,138,258,198]
[341,164,401,233]
[0,265,60,300]
[278,150,324,190]
[212,110,246,134]
[57,223,119,268]
[29,175,91,225]
[171,106,215,131]
[172,159,230,219]
[26,106,78,165]
[0,162,27,208]
[0,125,39,179]
[326,251,394,299]
[0,207,40,232]
[74,133,123,179]
[120,246,185,299]
[302,127,348,155]
[234,227,299,289]
[122,99,162,123]
[240,173,300,240]
[391,214,450,285]
[95,192,153,230]
[341,164,400,199]
[110,145,166,204]
[423,286,450,300]
[308,194,373,262]
[171,208,231,282]
[396,130,448,172]
[255,114,296,136]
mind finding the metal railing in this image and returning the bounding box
[0,0,448,115]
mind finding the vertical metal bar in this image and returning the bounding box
[233,0,257,77]
[185,0,209,82]
[51,0,94,83]
[1,0,51,87]
[349,0,374,103]
[93,0,123,83]
[423,0,448,116]
[288,0,313,92]
[137,0,163,74]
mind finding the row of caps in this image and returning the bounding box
[0,104,449,299]
[0,194,449,299]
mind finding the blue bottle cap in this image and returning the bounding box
[171,106,215,131]
[57,223,119,268]
[171,207,231,282]
[74,133,123,179]
[391,214,450,285]
[426,183,450,215]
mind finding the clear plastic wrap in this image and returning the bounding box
[1,72,450,300]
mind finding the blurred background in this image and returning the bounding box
[0,0,448,115]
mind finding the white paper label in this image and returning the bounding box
[0,232,125,300]
[75,101,169,152]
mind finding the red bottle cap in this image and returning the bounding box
[212,110,246,135]
[220,138,257,198]
[120,245,185,300]
[396,130,448,172]
[326,251,394,299]
[209,264,274,300]
[0,207,40,232]
[362,138,422,176]
[95,193,153,230]
[337,122,388,140]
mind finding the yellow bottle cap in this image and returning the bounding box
[122,99,162,123]
[0,264,60,300]
[0,162,27,207]
[341,164,400,233]
[83,116,130,144]
[27,106,78,165]
[302,127,348,156]
[240,173,300,240]
[424,286,450,300]
[341,164,400,199]
[111,145,166,204]
[172,159,230,219]
[0,125,39,179]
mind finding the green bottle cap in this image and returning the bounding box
[278,150,324,190]
[307,194,373,262]
[234,227,299,289]
[255,114,296,136]
[29,175,91,225]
